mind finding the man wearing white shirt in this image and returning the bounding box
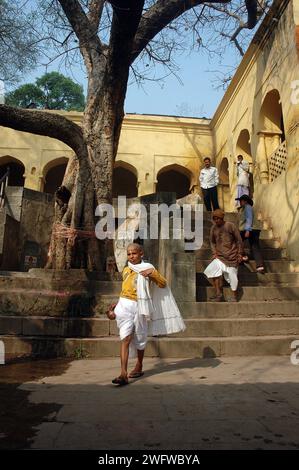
[236,155,250,203]
[199,157,220,212]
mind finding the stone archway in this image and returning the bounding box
[42,157,68,194]
[235,129,254,196]
[113,161,138,198]
[0,155,25,187]
[257,89,286,183]
[156,164,191,199]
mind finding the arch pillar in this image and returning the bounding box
[256,132,269,184]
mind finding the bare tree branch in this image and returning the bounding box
[57,0,104,71]
[131,0,232,63]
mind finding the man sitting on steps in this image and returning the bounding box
[204,209,243,302]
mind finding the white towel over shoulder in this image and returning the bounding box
[128,261,186,336]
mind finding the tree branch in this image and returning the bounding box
[108,1,145,74]
[245,0,258,29]
[88,0,105,31]
[0,105,85,156]
[57,0,103,70]
[131,0,231,63]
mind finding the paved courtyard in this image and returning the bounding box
[1,356,299,450]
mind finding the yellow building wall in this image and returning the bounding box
[0,113,212,196]
[211,0,299,265]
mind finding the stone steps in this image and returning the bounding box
[0,207,297,360]
[201,228,274,240]
[196,259,297,273]
[196,286,299,301]
[195,248,287,260]
[0,290,115,317]
[196,272,299,286]
[1,289,298,317]
[0,277,122,292]
[0,334,297,361]
[1,316,298,338]
[178,300,299,318]
[0,297,298,318]
[198,237,280,249]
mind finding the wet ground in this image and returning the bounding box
[1,356,299,450]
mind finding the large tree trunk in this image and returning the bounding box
[46,143,102,270]
[46,87,126,271]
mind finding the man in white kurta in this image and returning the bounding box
[236,155,250,202]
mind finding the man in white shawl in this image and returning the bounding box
[107,243,185,386]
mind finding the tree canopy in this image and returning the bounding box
[6,72,85,111]
[0,0,39,86]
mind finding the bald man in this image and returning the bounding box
[107,243,167,386]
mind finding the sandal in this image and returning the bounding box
[129,371,144,379]
[112,376,129,386]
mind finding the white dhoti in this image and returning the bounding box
[204,258,238,291]
[114,297,148,357]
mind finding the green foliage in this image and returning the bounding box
[6,72,86,111]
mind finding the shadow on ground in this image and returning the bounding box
[0,358,71,449]
[1,357,299,450]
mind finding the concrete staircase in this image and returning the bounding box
[0,212,298,360]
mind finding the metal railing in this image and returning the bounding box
[0,167,10,209]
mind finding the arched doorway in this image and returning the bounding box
[218,158,231,211]
[43,157,68,194]
[257,89,286,183]
[236,130,252,162]
[113,162,138,198]
[235,129,254,196]
[156,164,191,199]
[0,156,25,187]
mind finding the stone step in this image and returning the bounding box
[0,289,118,317]
[0,269,123,281]
[195,248,287,260]
[0,334,297,360]
[196,286,299,301]
[201,227,274,240]
[196,259,297,273]
[0,277,122,293]
[196,272,299,286]
[197,238,280,249]
[199,215,267,227]
[1,316,298,338]
[178,300,299,318]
